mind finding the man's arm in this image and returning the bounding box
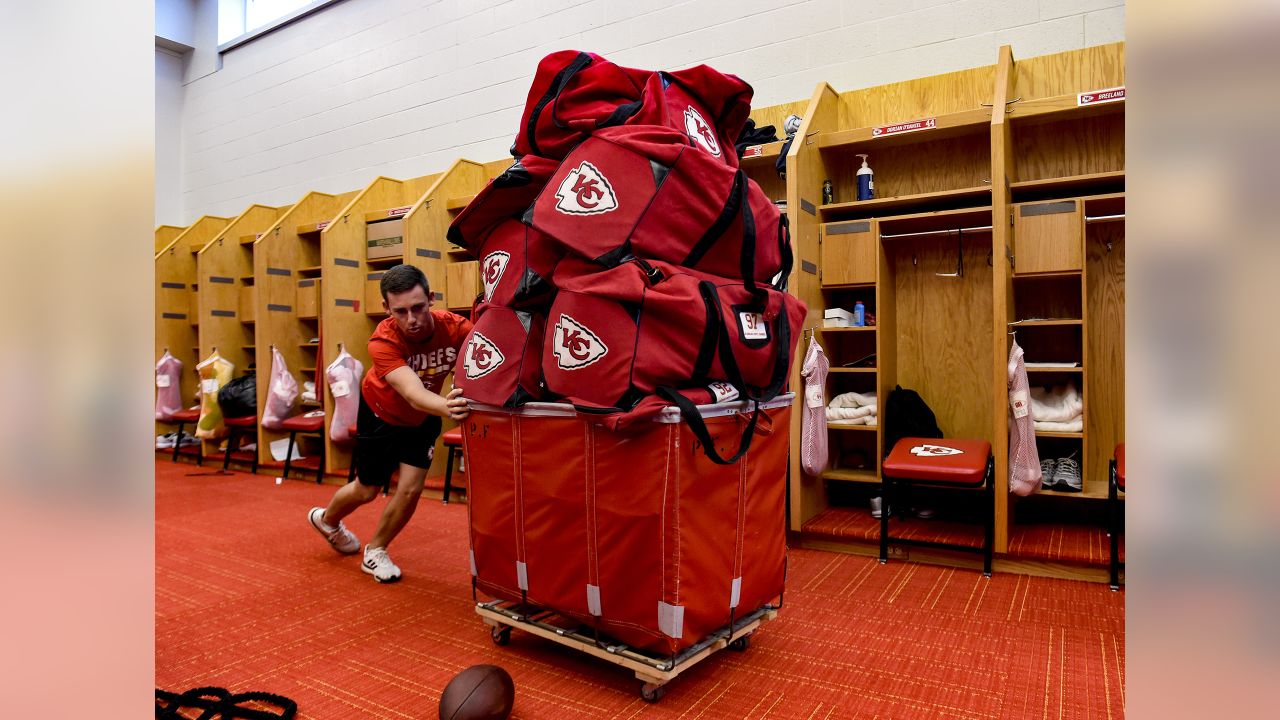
[384,366,470,420]
[384,367,449,416]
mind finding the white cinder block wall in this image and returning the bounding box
[161,0,1124,225]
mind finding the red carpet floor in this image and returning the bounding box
[157,460,1125,719]
[803,507,1126,566]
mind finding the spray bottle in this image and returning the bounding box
[856,154,875,201]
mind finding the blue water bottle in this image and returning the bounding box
[853,301,865,327]
[856,154,875,201]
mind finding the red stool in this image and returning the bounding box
[440,427,464,504]
[881,437,994,576]
[1109,443,1125,590]
[169,408,202,465]
[281,412,326,483]
[222,415,259,474]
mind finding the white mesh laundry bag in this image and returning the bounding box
[155,350,184,421]
[326,347,364,443]
[1008,338,1042,496]
[800,334,829,475]
[261,346,298,430]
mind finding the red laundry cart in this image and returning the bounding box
[462,395,792,701]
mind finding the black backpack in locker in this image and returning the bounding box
[882,385,943,457]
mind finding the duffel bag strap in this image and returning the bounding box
[527,52,595,157]
[682,169,745,270]
[656,387,760,465]
[774,212,794,292]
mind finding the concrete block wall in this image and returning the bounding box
[161,0,1124,224]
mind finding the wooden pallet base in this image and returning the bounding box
[476,601,777,703]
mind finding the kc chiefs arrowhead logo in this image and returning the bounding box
[481,251,509,302]
[552,314,608,370]
[910,444,964,457]
[463,332,505,380]
[684,106,721,157]
[554,161,618,215]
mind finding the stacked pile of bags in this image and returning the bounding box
[448,51,806,460]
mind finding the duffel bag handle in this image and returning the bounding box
[656,387,760,465]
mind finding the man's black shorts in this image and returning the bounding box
[353,395,442,487]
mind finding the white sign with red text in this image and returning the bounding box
[872,118,937,138]
[1077,86,1125,107]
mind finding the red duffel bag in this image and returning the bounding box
[457,304,546,408]
[472,219,563,309]
[543,259,805,415]
[448,154,559,252]
[626,67,753,167]
[511,50,651,160]
[524,124,792,291]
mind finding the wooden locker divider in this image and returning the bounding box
[155,216,229,446]
[250,189,359,470]
[155,225,186,254]
[317,172,441,479]
[989,45,1018,551]
[196,204,291,459]
[778,83,839,531]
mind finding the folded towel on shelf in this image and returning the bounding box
[828,416,873,426]
[829,391,877,409]
[1034,417,1083,433]
[300,390,317,403]
[826,405,876,421]
[1030,383,1083,423]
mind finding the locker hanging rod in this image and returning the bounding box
[880,225,993,240]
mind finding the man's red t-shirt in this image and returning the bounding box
[361,310,473,426]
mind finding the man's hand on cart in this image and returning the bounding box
[445,387,470,421]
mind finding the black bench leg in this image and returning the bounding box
[283,431,296,481]
[983,458,994,577]
[1109,460,1120,590]
[223,428,237,470]
[442,448,456,505]
[172,421,184,464]
[315,436,325,484]
[879,478,891,564]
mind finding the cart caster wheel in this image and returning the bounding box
[491,626,511,646]
[728,634,751,652]
[640,683,666,703]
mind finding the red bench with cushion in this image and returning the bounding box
[440,427,465,504]
[880,437,995,576]
[222,415,259,474]
[168,408,203,465]
[280,411,326,483]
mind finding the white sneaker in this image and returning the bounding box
[1052,455,1082,492]
[156,432,178,449]
[308,507,360,554]
[1040,458,1057,489]
[362,545,401,583]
